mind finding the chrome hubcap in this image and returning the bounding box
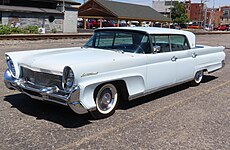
[195,71,203,83]
[96,84,118,114]
[101,93,112,105]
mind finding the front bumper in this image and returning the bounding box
[4,69,88,114]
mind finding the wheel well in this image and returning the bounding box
[195,69,207,75]
[93,80,129,102]
[203,69,208,72]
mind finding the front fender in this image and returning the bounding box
[79,75,146,110]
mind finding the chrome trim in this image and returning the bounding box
[81,72,98,77]
[19,63,62,76]
[222,60,225,68]
[192,52,197,58]
[4,69,88,114]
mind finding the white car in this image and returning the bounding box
[4,27,225,119]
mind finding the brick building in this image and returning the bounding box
[220,6,230,24]
[0,0,80,33]
[205,8,222,25]
[184,0,204,25]
[152,0,179,17]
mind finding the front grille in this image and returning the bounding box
[21,67,63,90]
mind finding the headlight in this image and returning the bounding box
[6,55,16,77]
[62,66,74,92]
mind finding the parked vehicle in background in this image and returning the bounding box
[102,20,117,27]
[87,19,100,29]
[77,21,83,28]
[142,21,151,27]
[213,25,229,31]
[167,24,181,30]
[179,23,187,29]
[187,24,199,29]
[119,20,127,27]
[204,24,212,31]
[130,21,140,27]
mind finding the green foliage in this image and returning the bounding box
[23,26,39,34]
[0,25,39,34]
[171,2,189,24]
[0,25,11,34]
[51,28,57,33]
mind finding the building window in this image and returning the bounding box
[1,0,10,4]
[49,16,55,23]
[223,10,229,15]
[0,12,2,24]
[165,1,177,6]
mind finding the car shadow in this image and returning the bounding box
[4,94,92,128]
[4,75,218,127]
[118,75,218,110]
[201,75,218,83]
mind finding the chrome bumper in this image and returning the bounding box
[4,69,88,114]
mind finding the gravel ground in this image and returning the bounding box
[0,34,230,149]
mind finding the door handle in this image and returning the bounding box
[171,56,178,62]
[192,53,197,58]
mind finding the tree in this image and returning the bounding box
[171,1,189,24]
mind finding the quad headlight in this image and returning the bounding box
[6,55,16,77]
[62,66,74,92]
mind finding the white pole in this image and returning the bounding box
[63,0,65,12]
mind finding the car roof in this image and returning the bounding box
[97,27,191,35]
[96,27,196,48]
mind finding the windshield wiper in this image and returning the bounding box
[106,48,125,53]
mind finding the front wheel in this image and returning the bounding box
[191,71,204,86]
[90,83,119,119]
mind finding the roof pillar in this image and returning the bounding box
[99,18,103,28]
[83,18,87,29]
[139,20,142,27]
[117,19,120,27]
[151,22,154,27]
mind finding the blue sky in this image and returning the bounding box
[77,0,229,8]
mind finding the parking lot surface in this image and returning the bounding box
[0,34,230,149]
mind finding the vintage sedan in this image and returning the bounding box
[4,27,225,119]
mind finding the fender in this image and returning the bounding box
[78,74,146,110]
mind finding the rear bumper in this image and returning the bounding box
[4,69,88,114]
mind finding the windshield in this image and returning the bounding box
[84,30,151,53]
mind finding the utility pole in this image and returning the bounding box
[62,0,65,12]
[211,0,215,25]
[169,0,172,21]
[199,0,203,26]
[204,2,207,29]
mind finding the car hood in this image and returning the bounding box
[14,47,136,75]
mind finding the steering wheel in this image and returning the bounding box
[133,44,145,54]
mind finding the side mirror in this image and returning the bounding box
[153,46,161,53]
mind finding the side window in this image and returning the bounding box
[140,35,151,54]
[170,35,190,51]
[95,32,114,48]
[114,33,133,45]
[152,35,170,53]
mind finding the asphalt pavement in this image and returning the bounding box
[0,34,230,149]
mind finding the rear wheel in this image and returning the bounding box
[91,83,119,119]
[191,70,204,86]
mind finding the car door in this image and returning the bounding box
[169,35,195,83]
[146,35,176,91]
